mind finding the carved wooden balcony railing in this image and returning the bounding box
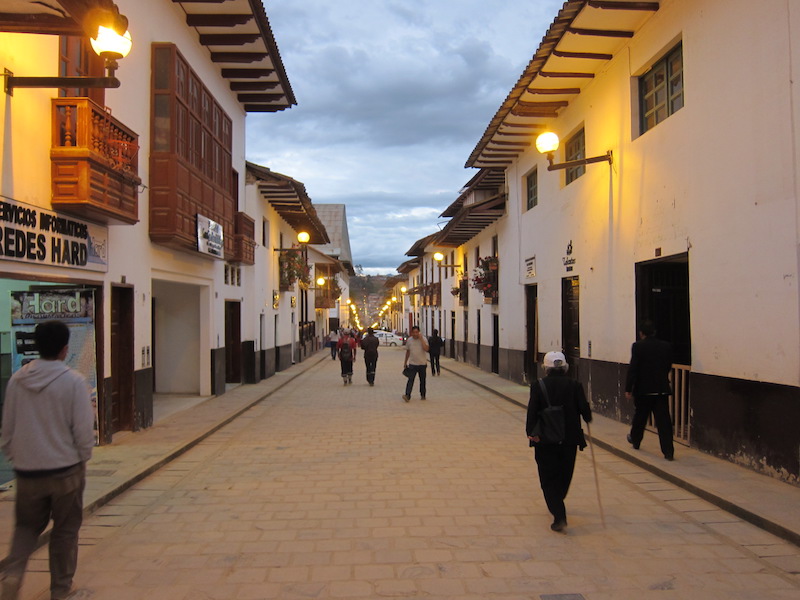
[231,212,256,265]
[51,98,140,224]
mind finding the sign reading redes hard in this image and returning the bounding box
[0,198,108,272]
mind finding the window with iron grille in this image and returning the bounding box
[565,129,585,185]
[525,168,538,211]
[640,43,683,134]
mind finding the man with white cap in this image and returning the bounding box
[526,351,592,532]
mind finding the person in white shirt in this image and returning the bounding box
[402,326,429,402]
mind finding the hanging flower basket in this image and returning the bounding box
[279,248,310,290]
[470,256,499,292]
[450,286,460,296]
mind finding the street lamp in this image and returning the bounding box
[535,131,612,171]
[4,16,133,94]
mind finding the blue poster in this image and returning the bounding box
[10,289,99,444]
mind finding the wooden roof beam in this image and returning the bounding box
[587,1,660,10]
[222,68,274,78]
[567,27,635,38]
[230,81,280,91]
[186,14,253,27]
[517,100,569,110]
[539,71,595,78]
[527,87,581,95]
[199,33,261,45]
[553,50,613,60]
[211,52,268,63]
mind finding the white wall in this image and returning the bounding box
[499,0,799,386]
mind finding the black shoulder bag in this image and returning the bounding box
[531,379,565,445]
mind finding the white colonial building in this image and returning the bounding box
[414,0,800,483]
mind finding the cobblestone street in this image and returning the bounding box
[16,349,800,599]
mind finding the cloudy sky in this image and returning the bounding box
[246,1,565,275]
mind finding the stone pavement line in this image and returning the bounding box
[0,352,331,572]
[35,350,799,599]
[440,359,800,549]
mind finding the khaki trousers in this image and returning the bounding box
[2,463,85,600]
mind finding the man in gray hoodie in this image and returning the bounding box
[0,320,94,600]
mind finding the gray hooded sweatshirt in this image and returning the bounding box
[1,358,94,472]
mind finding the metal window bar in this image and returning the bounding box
[647,363,690,445]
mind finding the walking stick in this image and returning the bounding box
[586,421,606,528]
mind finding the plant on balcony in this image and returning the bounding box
[450,286,460,296]
[470,256,499,293]
[279,248,310,289]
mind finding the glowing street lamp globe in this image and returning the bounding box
[296,231,310,244]
[535,132,560,155]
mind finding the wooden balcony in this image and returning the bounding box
[50,98,140,225]
[231,212,256,265]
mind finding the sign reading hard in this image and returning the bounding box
[0,198,108,272]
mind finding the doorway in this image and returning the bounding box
[449,311,456,358]
[561,276,580,378]
[225,300,241,383]
[476,310,481,367]
[491,314,499,374]
[525,284,538,383]
[635,255,691,364]
[110,285,134,433]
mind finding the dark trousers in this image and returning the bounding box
[429,353,440,375]
[340,359,353,377]
[404,364,427,398]
[630,394,674,458]
[364,353,378,384]
[3,463,85,599]
[330,342,337,359]
[534,444,577,523]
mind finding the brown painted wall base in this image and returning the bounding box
[451,351,800,484]
[210,348,226,396]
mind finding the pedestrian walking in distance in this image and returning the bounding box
[360,328,380,386]
[337,330,357,385]
[402,325,429,402]
[526,351,592,533]
[427,329,444,376]
[328,328,340,360]
[625,319,675,460]
[0,320,95,600]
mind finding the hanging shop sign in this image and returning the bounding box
[10,288,100,443]
[0,198,108,272]
[563,240,576,272]
[196,214,224,258]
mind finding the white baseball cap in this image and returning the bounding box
[543,351,568,369]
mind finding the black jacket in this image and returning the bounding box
[526,372,592,448]
[360,334,379,356]
[625,336,672,396]
[427,335,444,355]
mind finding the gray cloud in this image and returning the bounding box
[248,0,564,273]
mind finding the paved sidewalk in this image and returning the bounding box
[0,348,797,567]
[440,359,800,548]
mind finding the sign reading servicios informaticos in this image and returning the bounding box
[0,198,108,272]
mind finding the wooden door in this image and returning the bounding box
[225,300,241,383]
[111,285,134,432]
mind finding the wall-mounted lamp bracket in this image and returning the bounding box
[4,68,120,96]
[546,151,613,171]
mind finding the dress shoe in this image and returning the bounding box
[550,519,567,532]
[626,434,640,450]
[665,455,674,461]
[402,395,410,402]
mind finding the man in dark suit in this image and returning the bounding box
[625,320,675,460]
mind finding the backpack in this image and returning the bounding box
[531,379,565,445]
[339,342,353,361]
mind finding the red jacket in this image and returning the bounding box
[336,337,357,360]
